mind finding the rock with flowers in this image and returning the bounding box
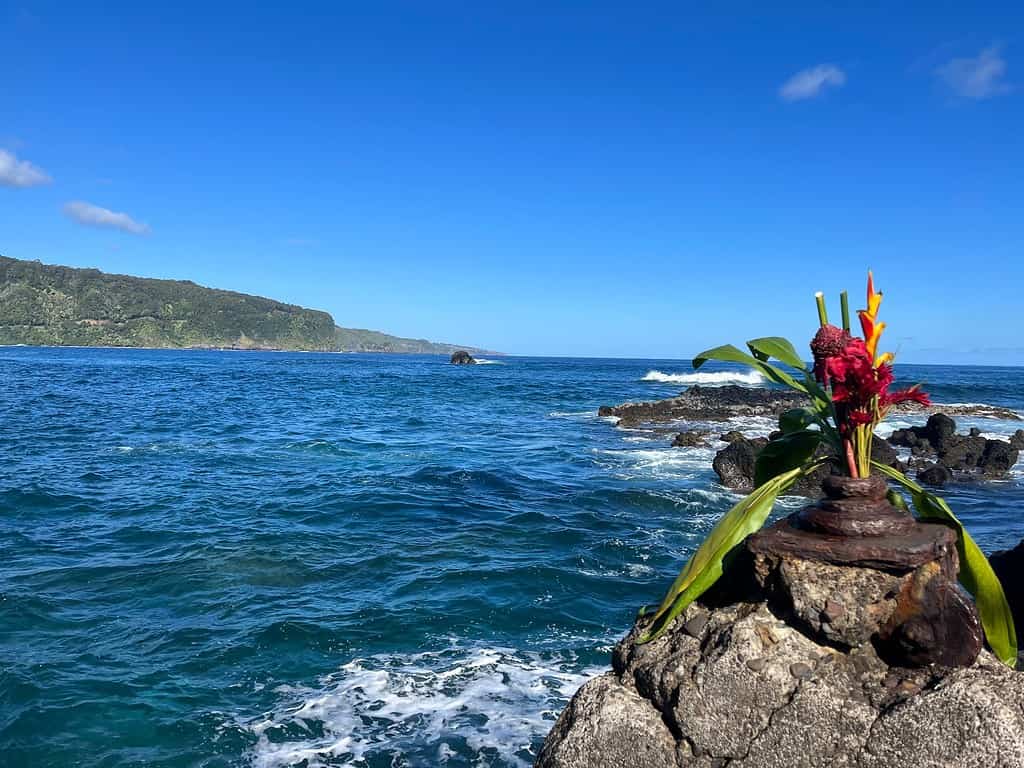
[540,274,1022,768]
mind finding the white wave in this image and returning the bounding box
[474,358,503,365]
[642,369,765,386]
[245,646,602,768]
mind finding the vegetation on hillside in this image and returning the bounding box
[0,256,485,354]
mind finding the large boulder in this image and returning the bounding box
[449,350,477,365]
[537,576,1024,768]
[712,436,767,492]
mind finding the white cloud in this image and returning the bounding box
[937,45,1012,100]
[0,148,52,187]
[63,201,150,235]
[779,64,846,102]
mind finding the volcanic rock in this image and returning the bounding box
[917,462,952,487]
[449,350,477,365]
[711,436,767,492]
[891,413,1019,479]
[710,434,900,497]
[537,549,1020,768]
[672,431,708,448]
[606,385,807,427]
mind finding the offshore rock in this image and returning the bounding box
[672,431,709,448]
[537,599,1024,768]
[449,350,477,365]
[602,389,1021,429]
[603,385,806,427]
[891,413,1020,479]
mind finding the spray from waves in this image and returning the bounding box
[474,358,503,365]
[244,646,602,768]
[641,370,764,386]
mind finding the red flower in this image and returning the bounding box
[882,385,931,409]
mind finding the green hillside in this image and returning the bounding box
[0,256,488,354]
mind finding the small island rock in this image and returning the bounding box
[449,350,477,365]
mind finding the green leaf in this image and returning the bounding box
[754,430,823,487]
[638,460,826,643]
[746,337,807,371]
[692,344,808,393]
[779,407,818,434]
[873,461,1018,667]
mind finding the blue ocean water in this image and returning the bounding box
[2,348,1022,768]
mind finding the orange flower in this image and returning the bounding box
[858,270,887,364]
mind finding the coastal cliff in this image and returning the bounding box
[0,255,489,353]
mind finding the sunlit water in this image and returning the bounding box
[2,348,1022,767]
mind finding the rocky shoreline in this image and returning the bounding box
[599,385,1023,492]
[600,384,1023,427]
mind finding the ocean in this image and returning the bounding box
[2,348,1022,767]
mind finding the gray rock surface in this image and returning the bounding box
[538,590,1024,768]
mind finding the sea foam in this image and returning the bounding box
[641,370,764,386]
[245,646,602,768]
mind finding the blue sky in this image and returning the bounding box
[1,2,1021,362]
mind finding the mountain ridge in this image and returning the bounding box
[0,255,494,354]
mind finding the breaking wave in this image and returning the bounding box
[642,370,764,386]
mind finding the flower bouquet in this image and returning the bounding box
[638,273,1017,666]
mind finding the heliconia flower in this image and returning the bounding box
[859,271,887,364]
[866,270,883,319]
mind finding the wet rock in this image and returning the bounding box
[711,436,767,492]
[890,413,1018,479]
[597,405,615,418]
[673,430,709,448]
[917,462,952,487]
[710,435,896,497]
[980,440,1019,475]
[938,435,988,470]
[449,350,476,365]
[605,385,807,427]
[720,430,747,443]
[870,436,901,469]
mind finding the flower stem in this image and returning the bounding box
[815,292,828,328]
[840,291,850,332]
[844,438,859,478]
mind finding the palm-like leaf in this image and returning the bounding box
[638,460,827,643]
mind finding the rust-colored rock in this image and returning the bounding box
[877,561,983,667]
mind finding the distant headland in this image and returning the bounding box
[0,255,494,354]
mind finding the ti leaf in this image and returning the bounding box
[872,461,1018,667]
[638,460,826,643]
[692,344,808,393]
[779,407,818,434]
[754,430,824,488]
[746,337,807,372]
